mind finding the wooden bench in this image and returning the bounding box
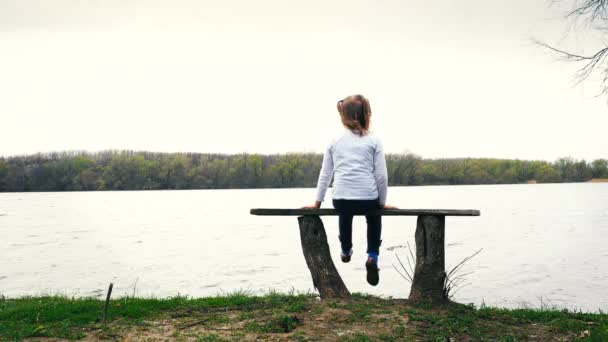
[250,208,480,303]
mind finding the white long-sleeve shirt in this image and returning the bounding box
[315,128,388,205]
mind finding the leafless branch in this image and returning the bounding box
[565,0,608,22]
[545,1,608,96]
[535,38,608,93]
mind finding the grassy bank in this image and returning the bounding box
[1,292,607,341]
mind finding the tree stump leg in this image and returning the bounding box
[408,215,447,303]
[297,215,351,299]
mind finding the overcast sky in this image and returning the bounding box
[1,0,606,160]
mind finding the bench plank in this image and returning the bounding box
[250,208,480,216]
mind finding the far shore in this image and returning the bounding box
[2,151,607,192]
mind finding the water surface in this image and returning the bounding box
[1,183,607,311]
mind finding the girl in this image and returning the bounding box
[304,94,395,286]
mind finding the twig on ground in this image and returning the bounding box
[103,283,114,324]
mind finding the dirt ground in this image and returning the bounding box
[21,297,589,342]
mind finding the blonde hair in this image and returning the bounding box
[337,94,372,136]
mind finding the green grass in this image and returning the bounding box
[402,301,608,341]
[338,332,373,342]
[245,314,300,333]
[195,333,226,342]
[1,291,607,341]
[377,324,408,341]
[0,291,312,340]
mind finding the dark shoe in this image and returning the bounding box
[340,249,353,263]
[365,257,379,286]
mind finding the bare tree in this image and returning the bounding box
[539,1,608,96]
[565,0,608,21]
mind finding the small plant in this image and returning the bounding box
[443,248,483,300]
[286,302,306,313]
[338,333,373,342]
[392,242,416,284]
[245,314,300,333]
[274,314,300,333]
[393,242,483,300]
[196,333,225,342]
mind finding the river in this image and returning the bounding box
[1,183,607,312]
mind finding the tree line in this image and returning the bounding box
[0,151,606,192]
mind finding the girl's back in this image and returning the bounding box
[331,128,383,202]
[305,94,392,286]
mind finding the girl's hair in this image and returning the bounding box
[337,94,372,136]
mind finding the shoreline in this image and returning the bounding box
[1,292,606,341]
[0,180,606,195]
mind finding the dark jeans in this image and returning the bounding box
[332,198,382,255]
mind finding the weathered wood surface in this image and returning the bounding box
[251,208,480,217]
[408,215,447,303]
[297,215,351,299]
[251,207,480,303]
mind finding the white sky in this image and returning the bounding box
[1,0,607,160]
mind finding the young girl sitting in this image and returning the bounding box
[304,94,395,286]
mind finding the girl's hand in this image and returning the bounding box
[383,204,398,209]
[302,201,321,209]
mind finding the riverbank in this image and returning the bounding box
[1,292,606,341]
[2,151,607,192]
